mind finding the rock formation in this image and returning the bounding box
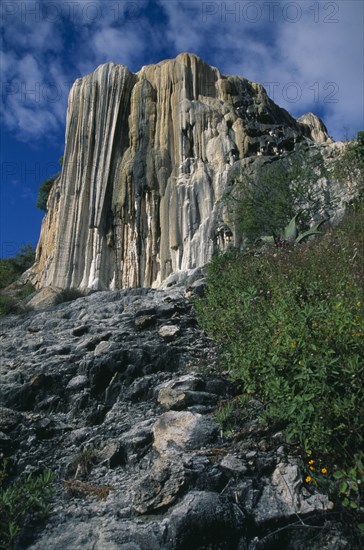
[1,282,345,550]
[29,53,333,291]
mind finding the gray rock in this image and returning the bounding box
[220,454,248,476]
[94,341,111,356]
[133,459,186,514]
[0,287,347,549]
[254,462,333,525]
[66,375,88,390]
[153,411,218,455]
[158,325,180,340]
[156,374,202,409]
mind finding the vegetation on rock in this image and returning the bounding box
[0,245,36,317]
[36,156,63,212]
[226,146,328,241]
[196,144,364,533]
[54,288,85,305]
[0,458,54,549]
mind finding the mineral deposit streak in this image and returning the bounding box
[31,53,331,290]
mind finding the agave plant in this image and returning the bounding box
[258,210,327,246]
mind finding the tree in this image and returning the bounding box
[36,175,58,211]
[0,244,35,289]
[226,147,327,241]
[36,156,63,212]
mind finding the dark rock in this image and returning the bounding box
[66,375,88,391]
[0,288,339,550]
[72,325,89,337]
[167,491,245,549]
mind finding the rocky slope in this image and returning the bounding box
[29,53,333,291]
[0,280,351,550]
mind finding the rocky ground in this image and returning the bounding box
[0,277,353,549]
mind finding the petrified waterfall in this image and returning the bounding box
[30,53,331,290]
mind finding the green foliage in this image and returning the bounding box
[214,395,252,436]
[0,246,36,317]
[333,130,364,185]
[333,454,364,511]
[259,210,327,246]
[36,175,58,212]
[54,288,85,305]
[0,461,54,549]
[0,245,35,290]
[196,207,364,468]
[36,156,63,211]
[227,147,327,240]
[0,286,35,317]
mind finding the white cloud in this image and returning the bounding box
[1,0,363,142]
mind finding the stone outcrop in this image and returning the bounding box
[0,285,346,550]
[29,53,332,291]
[297,112,333,144]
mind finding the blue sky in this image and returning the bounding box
[1,0,363,257]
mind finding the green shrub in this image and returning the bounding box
[36,175,58,212]
[0,461,54,549]
[333,130,364,186]
[0,245,35,290]
[54,288,85,305]
[36,156,63,212]
[196,207,364,466]
[226,146,327,240]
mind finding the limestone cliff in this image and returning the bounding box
[30,53,332,290]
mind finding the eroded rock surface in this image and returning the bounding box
[0,286,346,550]
[29,53,334,291]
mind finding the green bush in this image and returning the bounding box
[333,130,364,186]
[226,146,327,240]
[36,175,58,212]
[36,156,63,212]
[0,460,54,549]
[0,245,35,290]
[54,288,85,305]
[0,292,34,317]
[196,207,364,466]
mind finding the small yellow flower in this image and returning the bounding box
[305,476,312,483]
[309,466,314,471]
[356,301,362,307]
[308,460,315,465]
[321,468,327,474]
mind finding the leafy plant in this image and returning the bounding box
[214,395,255,436]
[36,156,63,212]
[36,175,58,212]
[226,146,328,240]
[333,130,364,186]
[258,210,327,246]
[0,464,54,549]
[333,454,364,511]
[196,207,364,467]
[0,245,35,290]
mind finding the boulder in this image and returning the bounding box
[153,411,218,455]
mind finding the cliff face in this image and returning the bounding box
[31,53,331,290]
